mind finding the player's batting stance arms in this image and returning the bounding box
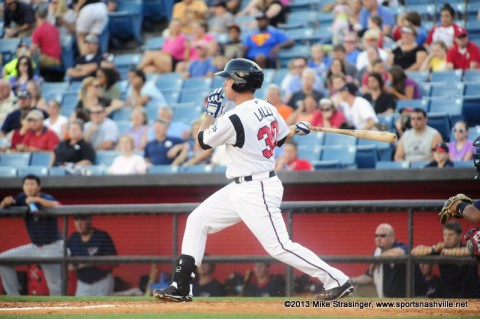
[153,58,353,302]
[439,136,480,262]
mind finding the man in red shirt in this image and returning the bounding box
[31,7,61,68]
[275,141,313,171]
[446,26,480,70]
[23,110,59,152]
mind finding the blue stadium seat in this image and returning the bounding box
[428,98,463,115]
[427,113,451,141]
[297,145,321,162]
[179,90,208,104]
[142,36,164,51]
[285,28,317,44]
[69,81,83,92]
[42,82,69,97]
[181,165,214,174]
[287,11,317,26]
[272,68,289,85]
[182,78,212,91]
[81,166,106,176]
[95,151,121,166]
[143,0,170,22]
[62,92,78,108]
[324,133,357,146]
[357,138,394,161]
[114,53,143,68]
[49,167,67,176]
[453,161,474,168]
[0,153,31,167]
[17,166,49,177]
[255,88,266,99]
[464,82,480,96]
[172,105,202,124]
[417,82,432,97]
[462,83,480,126]
[109,0,144,42]
[463,69,480,83]
[312,160,342,170]
[396,99,429,112]
[156,77,183,92]
[60,35,75,70]
[277,44,311,68]
[355,145,377,169]
[406,71,430,84]
[321,145,356,168]
[162,90,180,104]
[116,121,131,135]
[287,0,320,12]
[148,165,180,175]
[211,76,225,88]
[377,114,394,132]
[430,70,463,83]
[0,167,17,177]
[213,165,227,173]
[145,103,159,120]
[263,69,275,85]
[30,152,52,167]
[430,83,464,97]
[112,108,132,122]
[292,132,324,147]
[410,161,430,169]
[0,38,21,64]
[376,161,409,169]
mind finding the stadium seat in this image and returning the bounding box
[112,108,132,122]
[376,161,409,169]
[49,167,67,176]
[287,11,317,26]
[463,69,480,83]
[145,103,159,121]
[95,151,121,166]
[287,0,320,12]
[81,166,106,176]
[109,0,144,43]
[0,167,17,177]
[213,165,227,173]
[255,88,266,99]
[410,161,430,169]
[172,105,202,124]
[312,160,342,170]
[0,153,31,167]
[297,145,321,162]
[417,82,432,97]
[272,68,289,85]
[181,165,214,174]
[114,53,143,69]
[17,166,49,177]
[0,38,21,64]
[453,161,474,168]
[358,138,393,162]
[143,0,170,23]
[156,78,183,92]
[211,76,225,88]
[182,78,212,91]
[292,132,324,147]
[396,99,428,112]
[277,44,311,68]
[162,91,180,104]
[428,98,463,115]
[30,152,52,167]
[405,71,429,84]
[427,113,451,141]
[430,70,463,83]
[179,90,208,104]
[42,82,69,97]
[429,83,464,97]
[263,69,275,85]
[285,28,317,44]
[142,36,164,51]
[355,145,377,169]
[116,121,131,135]
[324,133,357,146]
[148,165,180,175]
[321,145,356,168]
[377,114,394,132]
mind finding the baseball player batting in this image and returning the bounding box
[153,58,353,302]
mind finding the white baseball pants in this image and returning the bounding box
[0,240,63,295]
[181,176,349,290]
[75,272,114,296]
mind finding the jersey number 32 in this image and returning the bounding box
[257,121,279,159]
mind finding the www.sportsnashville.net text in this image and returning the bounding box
[283,300,469,310]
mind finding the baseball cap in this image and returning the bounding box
[339,83,358,95]
[84,34,99,44]
[17,90,31,99]
[319,98,334,106]
[455,26,467,37]
[432,143,449,153]
[26,109,44,121]
[255,12,269,20]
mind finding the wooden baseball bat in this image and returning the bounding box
[309,126,397,143]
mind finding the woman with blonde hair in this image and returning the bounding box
[126,106,149,151]
[26,80,48,111]
[75,76,123,115]
[109,135,147,175]
[420,40,448,72]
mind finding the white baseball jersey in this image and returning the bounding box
[200,98,289,179]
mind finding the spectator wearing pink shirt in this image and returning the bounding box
[139,19,187,74]
[311,98,346,129]
[449,121,475,162]
[109,135,147,175]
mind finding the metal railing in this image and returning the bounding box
[0,200,476,297]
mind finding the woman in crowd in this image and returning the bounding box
[43,99,68,140]
[311,98,346,128]
[75,77,112,112]
[109,135,147,175]
[52,119,95,167]
[26,81,48,111]
[138,19,187,74]
[328,73,346,107]
[170,120,213,167]
[286,94,319,125]
[125,106,149,151]
[9,56,42,92]
[387,65,421,100]
[426,3,459,48]
[449,121,475,162]
[326,58,354,93]
[362,72,396,115]
[420,40,448,72]
[97,67,121,100]
[361,58,389,95]
[388,23,427,71]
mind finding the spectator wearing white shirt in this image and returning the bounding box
[43,99,67,139]
[109,135,147,175]
[338,83,378,130]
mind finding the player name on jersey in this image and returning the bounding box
[254,105,274,122]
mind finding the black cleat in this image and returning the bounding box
[153,285,193,302]
[314,280,354,301]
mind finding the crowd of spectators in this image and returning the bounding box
[0,0,479,175]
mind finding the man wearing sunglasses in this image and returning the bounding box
[350,223,425,298]
[446,26,480,70]
[3,0,35,38]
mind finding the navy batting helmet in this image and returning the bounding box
[474,136,480,180]
[215,58,263,93]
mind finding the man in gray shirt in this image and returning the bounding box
[84,105,119,150]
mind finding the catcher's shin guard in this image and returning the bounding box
[173,254,196,296]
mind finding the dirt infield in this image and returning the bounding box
[1,299,479,317]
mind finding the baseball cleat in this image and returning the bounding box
[153,285,193,302]
[314,280,354,301]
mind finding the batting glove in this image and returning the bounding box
[295,121,311,136]
[206,87,224,118]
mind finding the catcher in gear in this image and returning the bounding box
[439,136,480,261]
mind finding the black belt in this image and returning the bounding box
[234,171,276,184]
